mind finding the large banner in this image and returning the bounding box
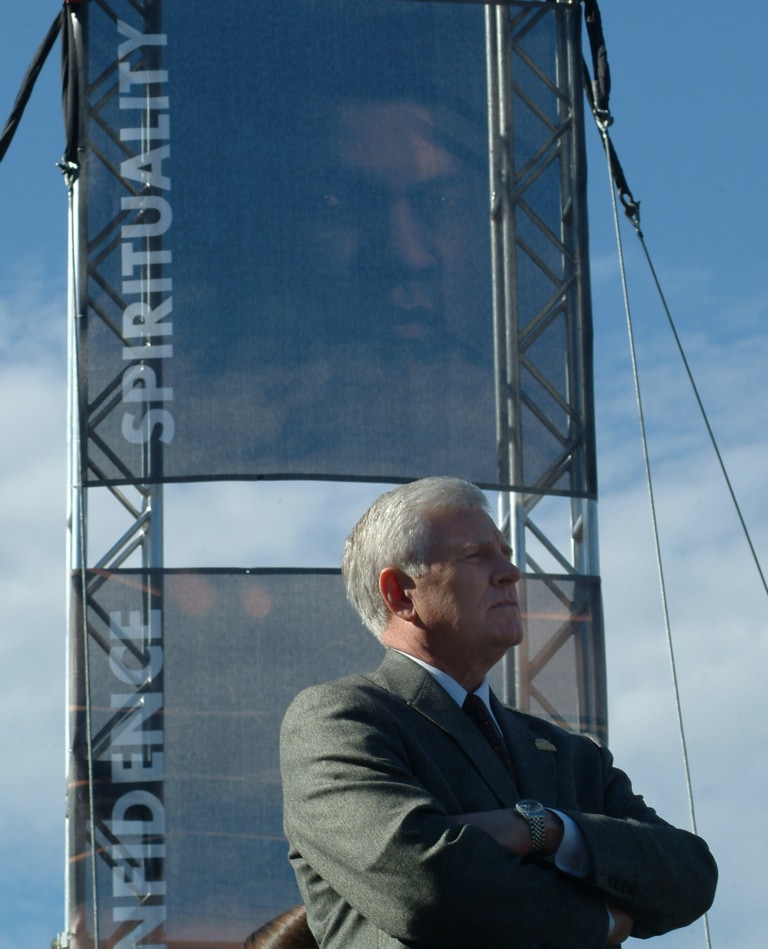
[68,569,605,948]
[77,0,595,496]
[67,2,604,946]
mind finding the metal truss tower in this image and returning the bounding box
[487,3,603,725]
[63,0,604,943]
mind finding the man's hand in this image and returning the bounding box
[456,807,564,856]
[606,904,634,945]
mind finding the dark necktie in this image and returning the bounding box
[462,692,516,777]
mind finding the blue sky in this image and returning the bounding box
[1,2,766,947]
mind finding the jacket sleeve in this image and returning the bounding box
[281,680,614,949]
[561,735,718,939]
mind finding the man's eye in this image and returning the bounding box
[414,192,465,214]
[426,193,458,208]
[313,190,361,225]
[320,192,344,209]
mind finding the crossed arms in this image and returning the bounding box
[281,677,717,948]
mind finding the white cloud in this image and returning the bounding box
[0,285,68,944]
[597,395,768,948]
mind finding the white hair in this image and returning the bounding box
[341,476,489,637]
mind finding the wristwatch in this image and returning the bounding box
[514,799,547,854]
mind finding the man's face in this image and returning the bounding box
[304,99,490,352]
[408,506,523,677]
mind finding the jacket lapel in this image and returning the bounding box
[491,692,560,804]
[373,651,521,805]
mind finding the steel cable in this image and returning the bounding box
[596,119,713,949]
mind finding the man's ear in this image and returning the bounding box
[379,567,417,621]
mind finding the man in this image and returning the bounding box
[221,91,497,480]
[280,477,717,948]
[298,95,492,359]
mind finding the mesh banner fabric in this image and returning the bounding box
[68,568,605,948]
[78,0,595,495]
[67,2,604,945]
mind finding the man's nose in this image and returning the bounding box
[493,552,521,585]
[387,197,437,270]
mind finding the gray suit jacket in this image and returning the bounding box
[280,650,716,948]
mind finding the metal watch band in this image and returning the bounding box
[515,800,546,854]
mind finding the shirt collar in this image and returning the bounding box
[393,650,493,711]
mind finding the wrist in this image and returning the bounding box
[542,810,564,856]
[514,799,547,854]
[513,803,564,857]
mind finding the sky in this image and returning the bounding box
[1,1,766,947]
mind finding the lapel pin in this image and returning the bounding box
[534,738,557,752]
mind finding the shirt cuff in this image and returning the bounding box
[547,809,592,878]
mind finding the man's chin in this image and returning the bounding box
[498,623,525,649]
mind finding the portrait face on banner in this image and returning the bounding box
[295,96,491,359]
[88,1,497,486]
[85,0,587,494]
[199,4,493,482]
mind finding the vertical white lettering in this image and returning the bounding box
[109,21,171,943]
[118,20,174,448]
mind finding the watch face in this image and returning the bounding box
[517,799,544,817]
